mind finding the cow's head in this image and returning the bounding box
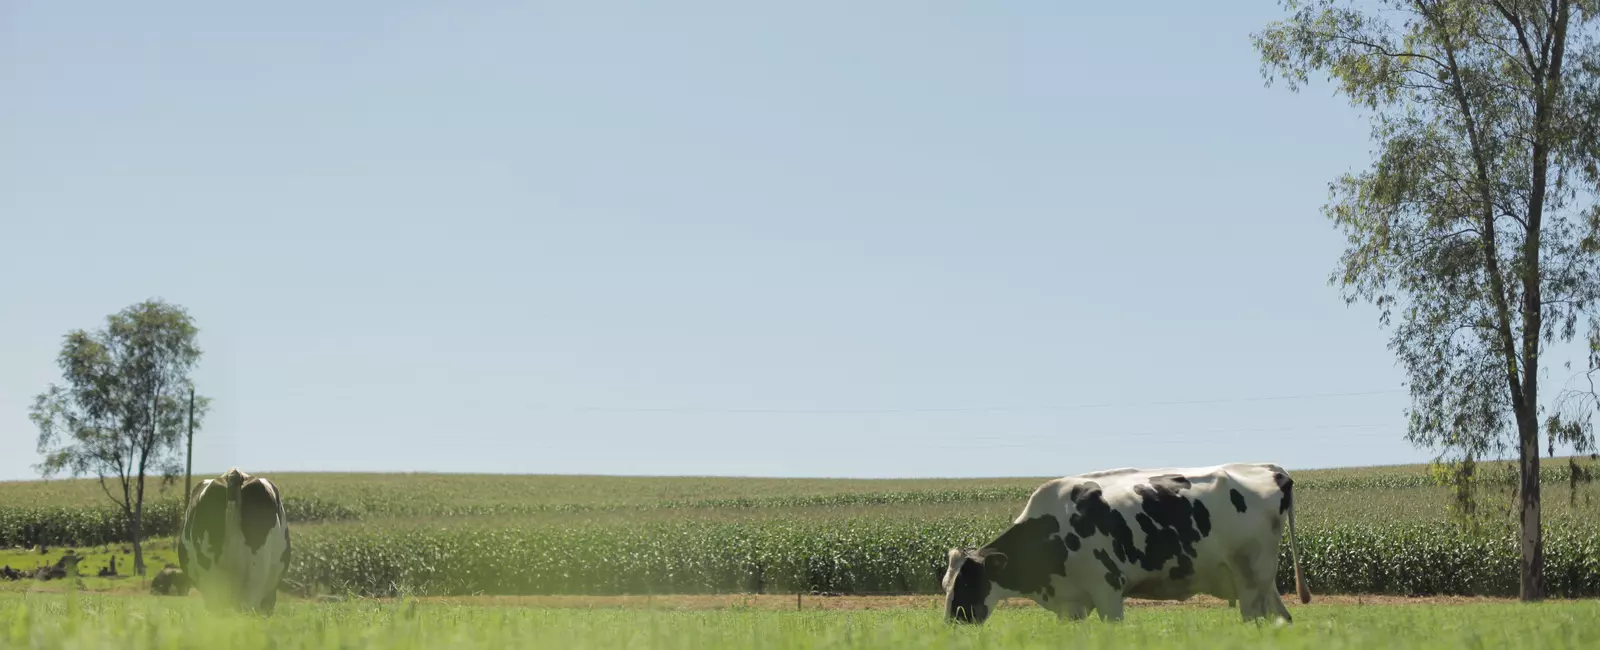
[940,546,1008,624]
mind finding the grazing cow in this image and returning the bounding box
[178,467,291,614]
[941,462,1309,624]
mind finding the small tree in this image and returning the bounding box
[1253,0,1600,601]
[30,299,211,576]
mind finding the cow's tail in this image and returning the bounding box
[1285,477,1311,604]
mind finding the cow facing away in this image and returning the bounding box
[178,467,291,614]
[941,463,1309,624]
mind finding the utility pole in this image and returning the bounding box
[185,384,195,499]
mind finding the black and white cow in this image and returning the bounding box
[941,462,1309,624]
[178,467,291,614]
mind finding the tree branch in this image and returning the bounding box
[1415,0,1530,413]
[96,473,126,511]
[1490,0,1546,79]
[1296,22,1451,70]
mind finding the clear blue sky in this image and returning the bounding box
[7,0,1573,482]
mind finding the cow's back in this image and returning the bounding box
[1017,463,1290,603]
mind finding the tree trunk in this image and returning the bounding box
[133,472,147,576]
[186,386,195,499]
[1518,421,1545,601]
[130,500,146,577]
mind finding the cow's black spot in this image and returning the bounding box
[1108,511,1139,565]
[1064,533,1081,552]
[185,480,228,573]
[1067,482,1108,538]
[1068,481,1145,566]
[239,479,281,552]
[984,514,1072,598]
[1229,489,1248,513]
[1168,555,1196,580]
[1129,481,1207,579]
[1135,483,1203,557]
[1092,549,1125,590]
[946,556,992,624]
[1276,474,1295,515]
[1149,474,1191,492]
[1135,511,1184,576]
[1069,477,1221,586]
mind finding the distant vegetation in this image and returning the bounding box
[3,458,1597,598]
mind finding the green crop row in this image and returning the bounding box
[1,493,1007,547]
[1304,459,1598,491]
[354,488,1041,519]
[285,518,997,598]
[0,497,362,549]
[1279,522,1600,597]
[5,468,1596,549]
[281,518,1600,599]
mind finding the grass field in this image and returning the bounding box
[2,457,1598,599]
[4,592,1599,650]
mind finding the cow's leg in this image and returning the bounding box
[1088,590,1125,622]
[258,589,278,616]
[1055,601,1090,621]
[1227,552,1268,622]
[1265,590,1292,624]
[1252,550,1292,624]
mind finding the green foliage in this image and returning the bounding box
[1278,522,1600,597]
[30,299,209,486]
[1254,0,1600,600]
[8,462,1600,548]
[0,497,361,549]
[284,518,999,598]
[26,299,211,575]
[1253,0,1600,458]
[280,518,1600,599]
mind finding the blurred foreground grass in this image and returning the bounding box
[3,592,1599,650]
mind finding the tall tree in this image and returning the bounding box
[1253,0,1600,601]
[30,299,212,576]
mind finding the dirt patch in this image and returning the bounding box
[391,592,1523,611]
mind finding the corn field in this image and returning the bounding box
[279,518,1600,599]
[3,458,1597,598]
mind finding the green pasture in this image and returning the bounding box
[3,592,1599,650]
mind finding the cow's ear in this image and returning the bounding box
[982,551,1008,573]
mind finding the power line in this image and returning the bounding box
[539,388,1407,415]
[928,423,1405,448]
[949,421,1398,442]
